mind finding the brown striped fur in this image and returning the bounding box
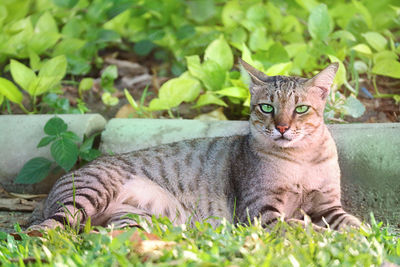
[29,60,361,231]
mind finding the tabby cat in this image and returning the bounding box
[30,59,362,231]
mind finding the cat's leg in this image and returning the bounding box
[101,204,152,228]
[310,205,362,230]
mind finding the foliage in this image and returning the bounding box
[15,117,101,184]
[0,0,399,119]
[0,215,399,265]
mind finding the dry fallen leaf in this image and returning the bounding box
[9,229,43,241]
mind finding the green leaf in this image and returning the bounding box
[187,0,216,23]
[204,35,233,71]
[37,136,57,148]
[328,55,347,87]
[266,62,293,76]
[351,44,372,56]
[61,131,81,142]
[362,32,387,52]
[249,27,270,52]
[221,1,244,27]
[215,87,248,99]
[79,149,101,162]
[193,94,227,108]
[308,4,332,41]
[187,56,227,91]
[372,59,400,79]
[124,89,138,110]
[15,157,53,184]
[51,138,79,171]
[29,12,60,54]
[79,78,94,93]
[0,77,23,104]
[44,117,68,136]
[0,94,3,106]
[35,55,67,96]
[53,0,79,8]
[101,92,119,106]
[29,50,42,71]
[342,95,365,118]
[80,134,99,153]
[149,77,201,110]
[10,60,37,92]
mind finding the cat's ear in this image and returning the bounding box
[306,63,338,99]
[239,58,269,88]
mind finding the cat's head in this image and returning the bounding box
[241,59,338,148]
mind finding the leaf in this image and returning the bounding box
[266,62,293,76]
[51,138,79,171]
[79,78,94,92]
[204,35,233,71]
[15,157,53,184]
[308,4,332,41]
[44,117,68,136]
[61,131,81,142]
[0,94,3,106]
[186,0,216,23]
[149,77,201,110]
[328,55,347,87]
[193,94,227,108]
[79,149,101,162]
[221,1,244,27]
[0,77,23,104]
[10,60,37,92]
[124,89,139,110]
[79,133,100,153]
[362,32,387,52]
[342,95,365,118]
[29,12,60,54]
[372,59,400,79]
[351,44,372,56]
[215,87,248,99]
[37,136,57,148]
[101,92,119,106]
[53,0,79,8]
[35,55,67,96]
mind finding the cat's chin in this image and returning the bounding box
[273,138,295,148]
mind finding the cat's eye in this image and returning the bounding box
[295,105,310,114]
[259,104,274,114]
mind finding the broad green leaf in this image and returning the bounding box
[15,157,53,184]
[249,27,270,52]
[29,12,60,54]
[61,131,81,142]
[285,43,307,58]
[44,117,68,136]
[308,4,332,41]
[0,77,23,104]
[124,89,138,110]
[80,149,101,162]
[53,0,79,8]
[101,65,118,81]
[51,138,79,171]
[342,95,365,118]
[351,0,372,29]
[53,38,86,56]
[328,55,346,87]
[10,60,36,92]
[204,36,233,71]
[362,32,387,52]
[35,12,58,35]
[0,94,3,106]
[221,1,244,27]
[29,50,41,71]
[187,56,226,91]
[373,51,398,64]
[215,87,248,99]
[37,136,57,148]
[372,59,400,79]
[149,77,201,110]
[295,0,319,11]
[186,0,216,23]
[266,62,293,76]
[193,94,227,108]
[351,44,372,56]
[331,30,356,42]
[79,78,94,92]
[35,56,67,95]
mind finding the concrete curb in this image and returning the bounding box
[100,119,400,224]
[0,114,106,194]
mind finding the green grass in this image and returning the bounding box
[0,216,399,266]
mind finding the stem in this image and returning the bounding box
[167,109,175,118]
[372,75,381,96]
[343,81,357,95]
[32,95,38,113]
[18,103,30,114]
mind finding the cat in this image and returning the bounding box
[29,59,362,231]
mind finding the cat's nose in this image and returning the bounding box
[276,124,290,134]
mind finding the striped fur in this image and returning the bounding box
[29,60,361,231]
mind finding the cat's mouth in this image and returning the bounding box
[274,135,292,141]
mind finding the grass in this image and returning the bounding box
[0,215,399,266]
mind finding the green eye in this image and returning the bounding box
[295,105,310,114]
[259,104,274,114]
